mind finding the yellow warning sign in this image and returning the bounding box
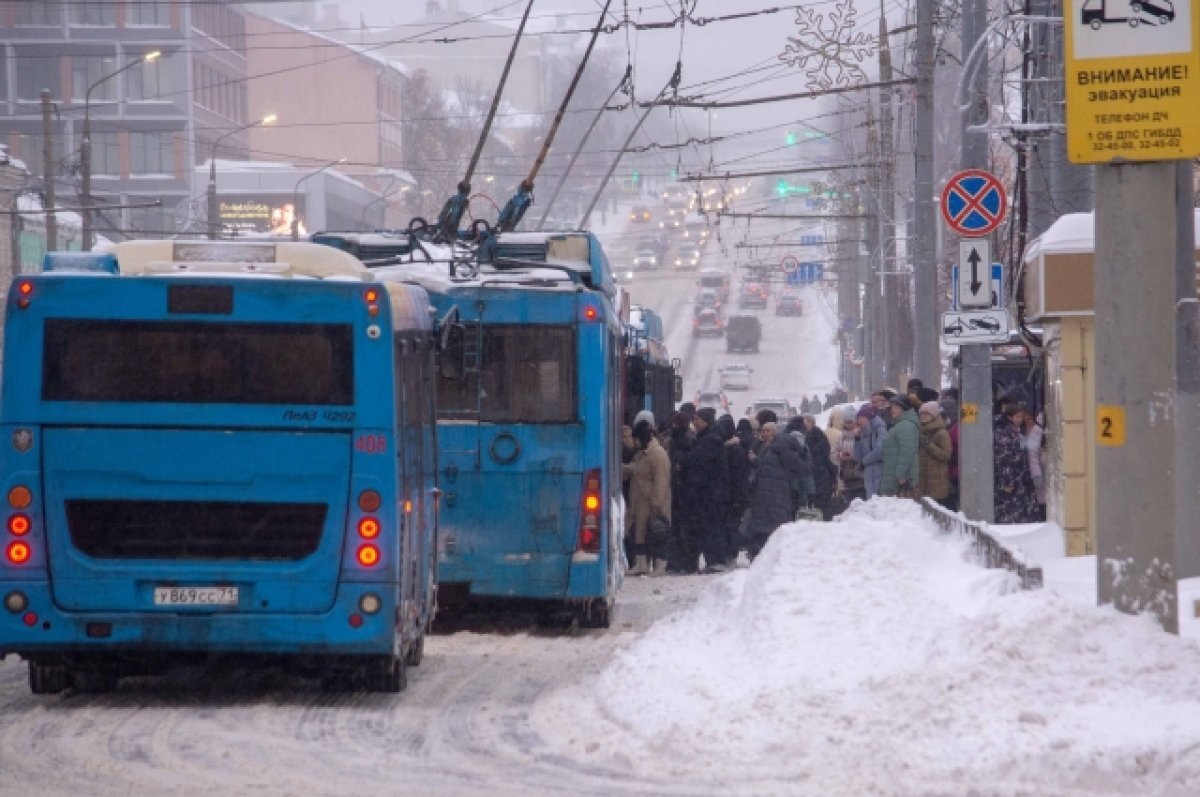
[960,402,979,425]
[1064,0,1200,163]
[1097,404,1127,447]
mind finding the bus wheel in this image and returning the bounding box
[405,634,425,667]
[70,668,117,694]
[29,662,69,695]
[364,656,407,693]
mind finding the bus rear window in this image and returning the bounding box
[438,325,576,423]
[42,319,354,405]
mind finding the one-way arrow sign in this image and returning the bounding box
[958,239,991,309]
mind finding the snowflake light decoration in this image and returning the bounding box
[778,0,876,90]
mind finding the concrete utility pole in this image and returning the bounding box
[957,0,995,523]
[911,0,937,384]
[40,90,56,252]
[863,103,884,391]
[1094,164,1195,633]
[877,15,899,384]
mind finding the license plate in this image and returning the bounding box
[153,586,239,606]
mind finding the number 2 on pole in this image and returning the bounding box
[1096,405,1126,447]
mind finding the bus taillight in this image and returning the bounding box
[578,468,602,553]
[358,517,380,539]
[357,544,380,567]
[6,541,30,565]
[16,281,32,309]
[7,514,29,536]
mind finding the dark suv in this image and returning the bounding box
[726,315,761,353]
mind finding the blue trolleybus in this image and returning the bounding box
[0,241,441,693]
[315,230,624,627]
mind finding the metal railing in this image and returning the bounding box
[919,498,1043,590]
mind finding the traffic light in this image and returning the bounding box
[786,131,797,146]
[631,169,640,185]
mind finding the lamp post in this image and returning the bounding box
[81,50,159,250]
[206,113,276,239]
[292,157,346,241]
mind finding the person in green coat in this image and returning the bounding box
[880,395,920,497]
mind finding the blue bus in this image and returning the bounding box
[0,240,442,693]
[314,230,624,626]
[625,304,680,427]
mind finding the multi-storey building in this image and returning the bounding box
[0,0,248,241]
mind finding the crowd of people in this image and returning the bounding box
[620,378,1048,576]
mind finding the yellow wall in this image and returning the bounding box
[1044,316,1095,555]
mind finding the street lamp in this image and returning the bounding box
[81,50,160,250]
[206,113,276,239]
[292,157,347,241]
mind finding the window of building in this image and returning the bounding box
[90,131,121,176]
[129,131,174,175]
[126,1,169,26]
[127,204,172,236]
[71,54,120,102]
[14,1,62,26]
[128,56,171,101]
[15,49,61,102]
[69,2,115,26]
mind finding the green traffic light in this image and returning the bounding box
[785,131,797,146]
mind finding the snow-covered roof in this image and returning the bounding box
[1024,209,1200,262]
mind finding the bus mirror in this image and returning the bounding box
[440,324,466,381]
[673,374,683,403]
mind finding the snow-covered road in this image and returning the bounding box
[4,501,1200,797]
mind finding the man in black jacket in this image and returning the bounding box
[680,407,730,573]
[717,414,751,567]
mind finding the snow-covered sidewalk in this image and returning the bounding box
[534,498,1200,796]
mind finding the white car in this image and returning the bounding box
[694,390,730,414]
[633,248,659,270]
[719,363,752,391]
[675,242,701,269]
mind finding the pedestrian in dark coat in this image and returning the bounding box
[745,422,807,558]
[797,416,836,519]
[718,415,751,566]
[679,408,730,572]
[994,405,1039,523]
[664,412,695,573]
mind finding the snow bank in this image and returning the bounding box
[535,498,1200,795]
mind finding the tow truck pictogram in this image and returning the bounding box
[1081,0,1175,30]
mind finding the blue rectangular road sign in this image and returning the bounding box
[786,262,823,286]
[951,263,1004,311]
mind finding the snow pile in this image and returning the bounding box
[535,498,1200,795]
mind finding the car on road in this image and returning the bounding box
[775,289,804,316]
[725,315,762,353]
[719,363,753,391]
[683,219,709,241]
[630,205,652,223]
[633,248,660,270]
[693,288,721,314]
[694,389,730,414]
[752,396,795,421]
[697,268,730,302]
[675,241,701,269]
[739,282,769,309]
[693,307,725,337]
